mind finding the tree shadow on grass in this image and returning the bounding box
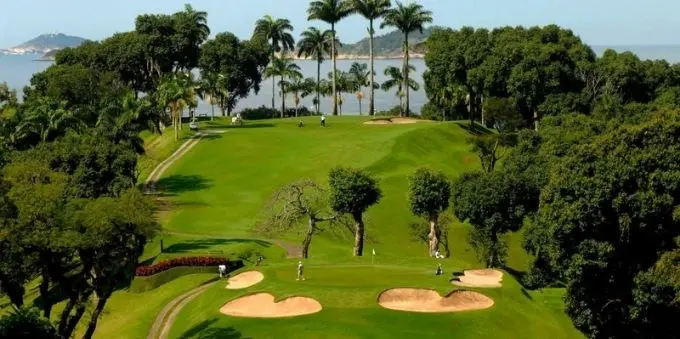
[164,238,273,254]
[178,318,250,339]
[155,175,213,195]
[455,122,493,136]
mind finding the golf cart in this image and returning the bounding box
[189,117,199,131]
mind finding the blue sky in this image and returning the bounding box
[1,0,678,47]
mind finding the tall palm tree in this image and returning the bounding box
[350,0,391,116]
[253,15,296,110]
[21,98,79,143]
[157,73,196,141]
[307,0,353,116]
[265,57,303,118]
[434,84,467,121]
[381,1,432,116]
[297,27,333,115]
[348,62,372,115]
[285,77,315,117]
[176,4,210,73]
[381,65,419,113]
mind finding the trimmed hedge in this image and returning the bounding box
[129,266,220,293]
[135,257,238,276]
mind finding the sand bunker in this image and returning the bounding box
[378,288,494,313]
[363,117,424,125]
[452,269,504,288]
[220,293,322,318]
[226,271,264,290]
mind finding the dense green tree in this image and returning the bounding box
[381,1,432,116]
[297,27,334,115]
[265,57,303,117]
[532,115,680,339]
[199,32,270,116]
[253,15,295,110]
[284,77,315,117]
[452,171,538,267]
[328,167,382,256]
[408,168,451,256]
[308,0,354,116]
[350,0,392,116]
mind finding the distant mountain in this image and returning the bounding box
[337,27,436,59]
[2,33,86,56]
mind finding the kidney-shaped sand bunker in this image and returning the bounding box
[378,288,494,313]
[226,271,264,290]
[220,293,322,318]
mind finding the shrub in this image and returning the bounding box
[129,266,225,292]
[420,102,443,121]
[284,106,315,117]
[0,307,59,339]
[134,256,237,276]
[239,106,279,120]
[375,105,415,117]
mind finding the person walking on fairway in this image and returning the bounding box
[320,114,326,127]
[296,261,305,281]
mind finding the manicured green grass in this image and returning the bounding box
[137,124,195,183]
[170,264,581,339]
[87,116,580,338]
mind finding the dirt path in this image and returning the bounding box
[147,280,218,339]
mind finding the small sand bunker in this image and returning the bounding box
[226,271,264,290]
[390,117,423,124]
[220,293,322,318]
[452,269,504,288]
[363,117,424,125]
[378,288,494,313]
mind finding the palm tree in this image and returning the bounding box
[22,98,79,142]
[198,72,226,121]
[285,77,315,117]
[348,62,372,115]
[297,27,333,116]
[381,65,419,113]
[307,0,353,116]
[176,4,210,73]
[253,15,296,110]
[350,0,391,116]
[381,1,432,116]
[434,84,467,121]
[265,57,303,118]
[157,73,196,141]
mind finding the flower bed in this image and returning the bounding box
[135,256,236,276]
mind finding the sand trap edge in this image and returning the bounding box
[451,269,504,289]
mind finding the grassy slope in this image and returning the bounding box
[130,116,581,338]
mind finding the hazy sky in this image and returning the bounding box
[1,0,679,47]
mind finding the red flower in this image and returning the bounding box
[135,256,234,276]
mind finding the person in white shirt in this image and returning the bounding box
[218,264,227,278]
[296,261,305,281]
[320,114,326,127]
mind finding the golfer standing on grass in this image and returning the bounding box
[320,114,326,127]
[218,264,227,278]
[296,261,305,281]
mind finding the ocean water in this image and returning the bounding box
[0,55,427,115]
[3,45,680,115]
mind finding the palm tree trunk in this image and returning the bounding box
[331,24,338,116]
[271,50,276,110]
[404,33,410,117]
[280,77,285,118]
[369,20,375,116]
[359,98,362,115]
[316,59,321,115]
[480,94,485,127]
[211,102,215,121]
